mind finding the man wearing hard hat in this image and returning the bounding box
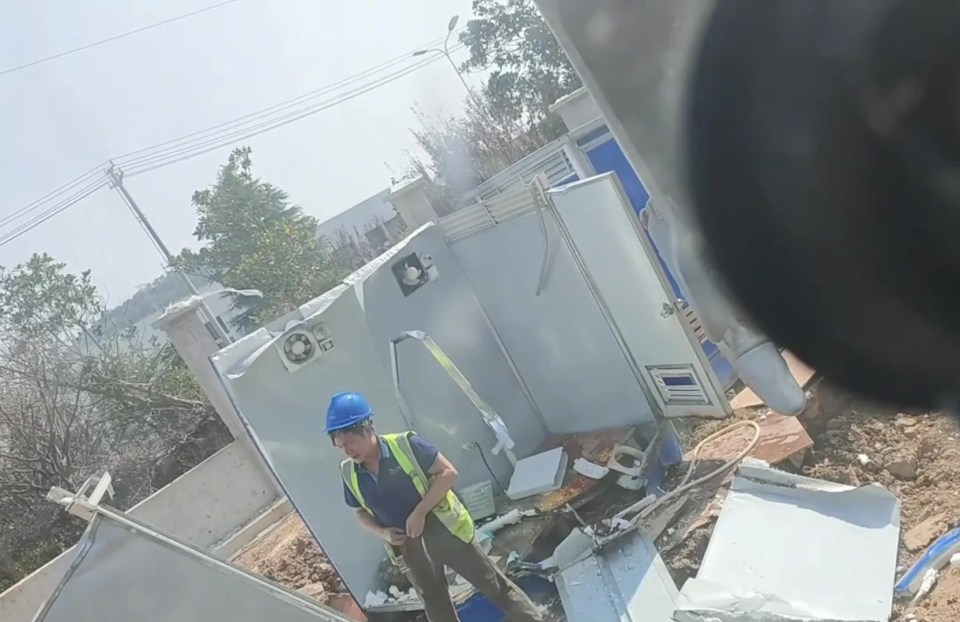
[326,391,541,622]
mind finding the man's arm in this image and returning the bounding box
[346,482,406,545]
[355,508,387,538]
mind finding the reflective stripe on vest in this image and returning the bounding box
[340,432,475,543]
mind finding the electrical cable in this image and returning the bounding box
[469,442,506,492]
[118,49,460,176]
[111,37,463,166]
[608,419,761,536]
[0,166,104,228]
[0,0,245,77]
[0,178,109,246]
[0,36,470,245]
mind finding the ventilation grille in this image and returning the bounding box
[647,365,710,405]
[437,204,496,240]
[470,148,575,202]
[439,185,544,242]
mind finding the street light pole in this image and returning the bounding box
[413,14,491,120]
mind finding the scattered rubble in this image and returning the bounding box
[230,513,347,606]
[887,457,920,481]
[665,380,960,622]
[904,514,948,553]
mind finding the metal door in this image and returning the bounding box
[547,173,728,418]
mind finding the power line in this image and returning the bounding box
[0,37,473,247]
[119,47,464,175]
[0,178,108,246]
[0,166,103,227]
[112,36,462,165]
[0,0,245,77]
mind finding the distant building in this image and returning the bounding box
[88,273,245,353]
[315,189,408,267]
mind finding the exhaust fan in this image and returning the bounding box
[276,323,336,373]
[392,252,439,297]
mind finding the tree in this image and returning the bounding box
[0,255,229,591]
[459,0,582,137]
[176,147,344,328]
[406,91,554,210]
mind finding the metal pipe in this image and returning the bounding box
[390,330,518,466]
[532,175,553,297]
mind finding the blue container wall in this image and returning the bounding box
[581,133,736,388]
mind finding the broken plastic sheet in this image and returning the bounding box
[674,464,901,622]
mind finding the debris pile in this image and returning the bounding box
[230,513,346,605]
[363,585,419,608]
[662,381,960,622]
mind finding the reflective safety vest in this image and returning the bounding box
[341,432,475,543]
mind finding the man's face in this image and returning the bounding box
[333,427,375,463]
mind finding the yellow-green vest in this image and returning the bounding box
[341,432,475,543]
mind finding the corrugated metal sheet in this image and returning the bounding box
[470,146,575,202]
[437,205,496,241]
[439,185,543,241]
[556,531,678,622]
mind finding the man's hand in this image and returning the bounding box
[382,528,407,546]
[405,508,427,538]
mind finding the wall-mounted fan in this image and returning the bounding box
[275,324,337,373]
[392,252,439,297]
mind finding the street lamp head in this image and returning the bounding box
[447,15,460,32]
[412,50,428,57]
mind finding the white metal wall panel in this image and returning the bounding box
[34,511,348,622]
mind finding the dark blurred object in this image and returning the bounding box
[687,0,960,409]
[377,554,412,593]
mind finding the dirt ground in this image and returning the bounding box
[230,512,347,606]
[664,380,960,622]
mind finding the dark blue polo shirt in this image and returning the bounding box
[343,434,440,530]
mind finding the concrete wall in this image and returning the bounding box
[549,87,601,132]
[0,441,284,622]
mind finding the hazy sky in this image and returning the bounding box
[0,0,478,305]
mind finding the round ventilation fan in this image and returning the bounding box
[282,333,314,363]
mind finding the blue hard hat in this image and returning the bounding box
[326,391,373,432]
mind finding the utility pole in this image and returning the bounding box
[105,163,232,346]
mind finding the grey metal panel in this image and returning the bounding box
[465,141,575,202]
[549,175,726,417]
[212,225,549,600]
[677,466,899,621]
[35,512,347,622]
[449,210,655,434]
[359,226,548,482]
[437,204,496,241]
[556,532,677,622]
[217,290,406,600]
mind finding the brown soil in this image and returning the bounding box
[230,512,346,605]
[663,380,960,621]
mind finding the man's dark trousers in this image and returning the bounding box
[401,515,542,622]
